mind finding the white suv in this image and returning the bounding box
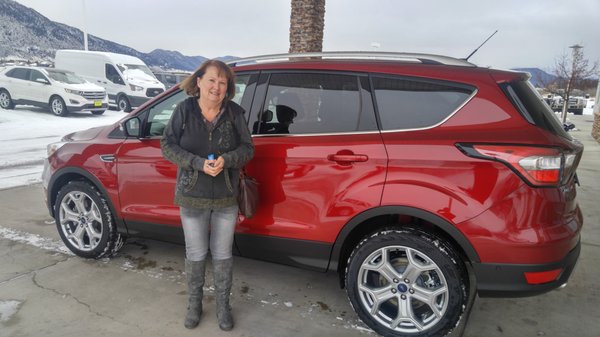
[0,66,108,116]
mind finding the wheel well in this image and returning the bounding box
[48,94,63,104]
[335,212,474,288]
[48,172,98,218]
[117,94,129,102]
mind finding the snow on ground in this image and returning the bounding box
[0,106,125,190]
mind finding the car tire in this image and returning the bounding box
[345,227,468,337]
[91,110,105,115]
[117,95,131,112]
[50,96,69,117]
[0,89,15,109]
[54,181,124,259]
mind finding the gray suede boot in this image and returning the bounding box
[184,259,206,329]
[213,258,234,331]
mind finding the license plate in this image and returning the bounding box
[94,101,102,107]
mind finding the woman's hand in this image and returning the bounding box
[203,156,225,177]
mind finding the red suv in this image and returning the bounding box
[42,52,583,337]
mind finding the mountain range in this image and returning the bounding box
[0,0,235,71]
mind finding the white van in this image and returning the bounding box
[54,50,165,112]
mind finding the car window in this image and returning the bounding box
[147,90,189,137]
[231,74,251,106]
[500,80,570,140]
[254,72,368,135]
[105,64,124,85]
[46,70,87,84]
[163,75,177,86]
[373,76,475,130]
[29,70,48,83]
[6,68,30,80]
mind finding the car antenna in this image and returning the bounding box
[464,30,498,61]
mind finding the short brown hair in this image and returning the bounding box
[179,59,236,101]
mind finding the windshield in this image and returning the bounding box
[117,64,156,79]
[46,69,87,84]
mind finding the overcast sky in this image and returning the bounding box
[13,0,600,70]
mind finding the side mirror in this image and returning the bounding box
[122,117,142,138]
[36,78,50,84]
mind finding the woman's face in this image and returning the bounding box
[197,66,228,104]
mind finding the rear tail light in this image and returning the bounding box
[457,144,582,187]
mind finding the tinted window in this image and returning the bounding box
[105,64,124,85]
[373,76,474,130]
[255,72,374,135]
[501,80,570,139]
[6,68,30,80]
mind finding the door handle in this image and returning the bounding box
[327,153,368,164]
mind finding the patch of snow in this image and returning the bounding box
[0,106,124,190]
[0,225,72,255]
[0,300,22,322]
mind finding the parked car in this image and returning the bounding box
[550,95,587,115]
[0,65,108,116]
[42,52,584,337]
[153,71,190,89]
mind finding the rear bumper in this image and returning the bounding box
[474,240,580,297]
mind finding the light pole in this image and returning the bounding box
[82,0,88,50]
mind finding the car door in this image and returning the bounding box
[4,67,31,100]
[115,73,257,238]
[236,71,388,270]
[103,63,127,105]
[27,69,52,104]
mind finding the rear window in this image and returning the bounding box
[501,80,571,139]
[373,76,475,130]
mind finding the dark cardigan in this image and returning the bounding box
[160,96,254,209]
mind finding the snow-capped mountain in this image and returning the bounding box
[0,0,225,71]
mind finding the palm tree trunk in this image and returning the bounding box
[592,82,600,142]
[289,0,326,53]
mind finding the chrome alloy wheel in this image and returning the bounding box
[51,97,65,115]
[58,191,104,252]
[356,245,449,334]
[0,91,11,108]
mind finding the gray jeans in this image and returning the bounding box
[180,206,238,261]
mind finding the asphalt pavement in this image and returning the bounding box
[0,114,599,337]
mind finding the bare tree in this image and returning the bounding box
[549,45,598,123]
[289,0,326,53]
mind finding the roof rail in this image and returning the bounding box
[227,51,476,67]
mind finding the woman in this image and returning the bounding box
[161,60,254,331]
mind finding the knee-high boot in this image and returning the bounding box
[184,259,206,329]
[213,258,234,331]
